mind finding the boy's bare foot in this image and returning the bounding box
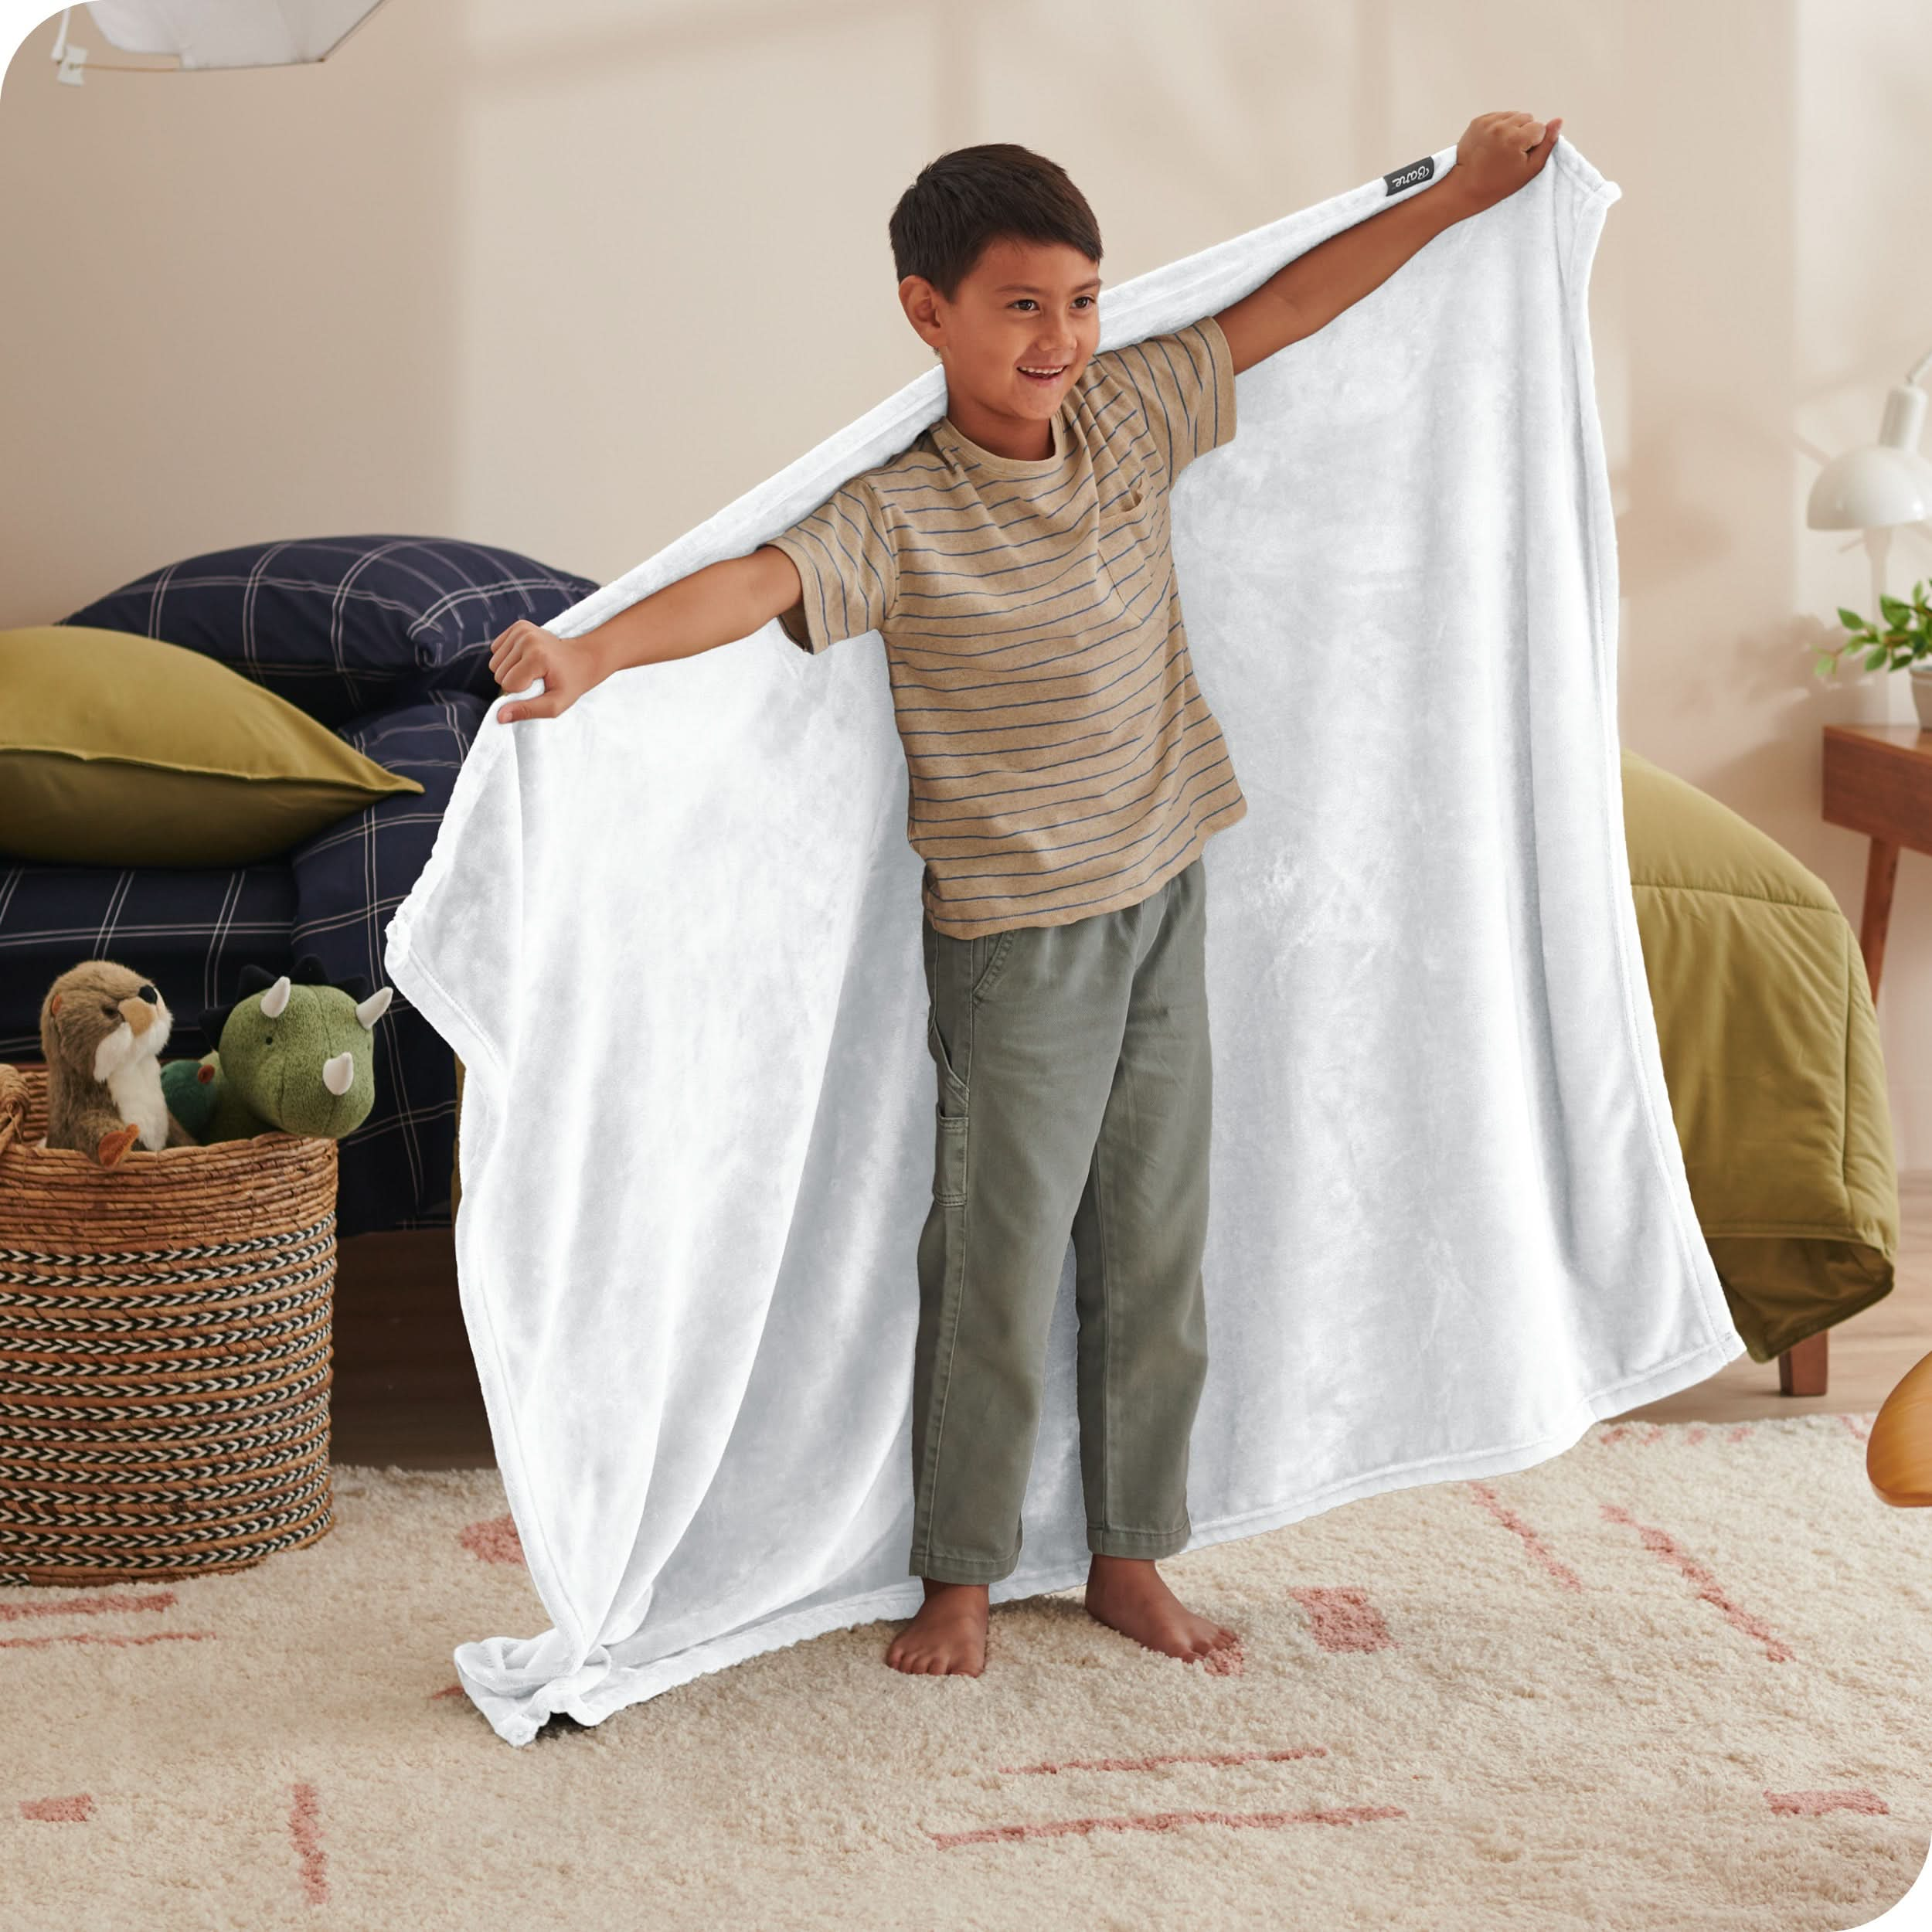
[1084,1554,1238,1662]
[885,1579,988,1675]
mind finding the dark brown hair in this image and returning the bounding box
[887,143,1103,301]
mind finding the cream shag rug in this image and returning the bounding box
[4,1414,1930,1931]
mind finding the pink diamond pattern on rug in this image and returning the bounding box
[1594,1420,1781,1448]
[19,1794,93,1822]
[1766,1789,1889,1816]
[998,1745,1327,1776]
[0,1589,176,1623]
[1289,1587,1393,1651]
[930,1804,1406,1848]
[1464,1481,1585,1591]
[1597,1423,1668,1447]
[289,1781,328,1904]
[0,1629,215,1651]
[1200,1635,1245,1676]
[1601,1502,1796,1662]
[459,1513,525,1565]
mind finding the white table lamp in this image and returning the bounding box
[1808,348,1932,530]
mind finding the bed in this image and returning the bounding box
[0,536,598,1240]
[1621,745,1897,1372]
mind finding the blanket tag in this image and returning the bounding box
[1383,155,1435,196]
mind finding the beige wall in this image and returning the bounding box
[6,0,1932,1156]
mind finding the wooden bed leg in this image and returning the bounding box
[1779,1330,1828,1397]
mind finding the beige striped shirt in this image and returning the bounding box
[767,313,1247,939]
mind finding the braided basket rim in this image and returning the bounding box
[0,1060,332,1179]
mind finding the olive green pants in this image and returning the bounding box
[911,855,1213,1584]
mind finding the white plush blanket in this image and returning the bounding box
[383,136,1745,1748]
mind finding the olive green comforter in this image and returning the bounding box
[1623,746,1897,1361]
[451,749,1901,1363]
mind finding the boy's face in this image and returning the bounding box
[900,236,1102,433]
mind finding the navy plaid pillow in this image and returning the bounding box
[60,534,601,728]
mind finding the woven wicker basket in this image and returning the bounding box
[0,1061,337,1586]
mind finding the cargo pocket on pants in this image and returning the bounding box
[932,1107,968,1206]
[927,1006,969,1206]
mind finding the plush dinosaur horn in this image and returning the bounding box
[202,958,383,1044]
[355,986,393,1029]
[260,975,293,1019]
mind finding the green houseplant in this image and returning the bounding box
[1814,578,1932,726]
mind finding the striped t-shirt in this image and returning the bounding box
[766,312,1247,940]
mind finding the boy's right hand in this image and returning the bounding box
[487,619,608,724]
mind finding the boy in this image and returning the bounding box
[488,110,1560,1679]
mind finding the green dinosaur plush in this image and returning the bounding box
[160,956,394,1143]
[158,1052,222,1140]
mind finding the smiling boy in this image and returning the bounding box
[488,109,1560,1679]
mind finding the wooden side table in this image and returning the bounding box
[1822,723,1932,1001]
[1810,723,1924,1399]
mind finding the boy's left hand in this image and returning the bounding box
[1213,107,1563,375]
[1451,111,1563,213]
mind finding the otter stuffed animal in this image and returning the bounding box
[39,958,199,1168]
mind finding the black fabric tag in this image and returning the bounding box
[1383,155,1436,196]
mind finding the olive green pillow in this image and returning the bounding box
[0,624,425,867]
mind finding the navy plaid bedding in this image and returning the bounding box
[62,534,590,730]
[2,536,598,1236]
[2,696,480,1236]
